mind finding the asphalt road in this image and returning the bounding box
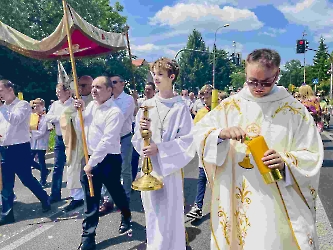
[0,129,333,250]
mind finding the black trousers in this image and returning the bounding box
[0,142,49,215]
[81,154,131,238]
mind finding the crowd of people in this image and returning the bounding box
[0,48,325,250]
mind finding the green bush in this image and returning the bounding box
[48,130,56,152]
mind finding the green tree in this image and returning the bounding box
[230,69,246,89]
[313,36,330,83]
[278,60,303,88]
[0,0,128,105]
[211,49,235,90]
[177,29,210,91]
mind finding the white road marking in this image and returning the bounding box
[322,131,333,141]
[0,224,54,250]
[0,225,32,245]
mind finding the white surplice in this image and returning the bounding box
[192,85,323,250]
[132,94,194,250]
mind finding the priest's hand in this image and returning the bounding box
[140,117,151,130]
[74,99,85,111]
[262,149,285,170]
[84,164,93,178]
[219,127,247,143]
[142,143,158,157]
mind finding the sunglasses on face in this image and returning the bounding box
[112,80,123,85]
[246,72,278,88]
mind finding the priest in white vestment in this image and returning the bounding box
[132,57,194,250]
[192,49,323,250]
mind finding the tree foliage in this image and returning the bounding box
[177,29,235,93]
[313,36,330,83]
[278,60,303,88]
[177,29,210,92]
[0,0,144,105]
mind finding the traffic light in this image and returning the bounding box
[296,39,306,53]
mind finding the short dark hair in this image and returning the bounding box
[109,74,124,82]
[151,57,180,84]
[146,82,155,91]
[0,79,16,92]
[94,76,113,88]
[246,48,281,69]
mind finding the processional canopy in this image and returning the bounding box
[0,4,126,60]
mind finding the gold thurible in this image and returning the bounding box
[131,106,164,191]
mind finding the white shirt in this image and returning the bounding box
[137,97,146,108]
[30,114,50,150]
[112,91,135,137]
[76,98,124,167]
[192,98,204,112]
[45,97,73,136]
[0,98,31,146]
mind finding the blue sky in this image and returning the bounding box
[112,0,333,68]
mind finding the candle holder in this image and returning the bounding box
[132,106,164,191]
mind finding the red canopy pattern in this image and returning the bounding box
[0,4,126,60]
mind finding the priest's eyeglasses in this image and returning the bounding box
[246,72,278,88]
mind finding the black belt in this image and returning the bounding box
[121,132,132,140]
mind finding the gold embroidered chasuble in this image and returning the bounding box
[60,94,93,189]
[192,86,323,250]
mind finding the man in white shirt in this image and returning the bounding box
[137,82,155,108]
[74,76,132,250]
[192,90,205,116]
[0,80,51,226]
[46,83,73,203]
[99,75,135,215]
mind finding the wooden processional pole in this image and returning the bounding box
[61,0,94,197]
[124,25,136,92]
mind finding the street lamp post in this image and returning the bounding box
[213,24,230,89]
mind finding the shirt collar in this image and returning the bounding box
[4,97,20,107]
[113,91,125,100]
[60,97,73,105]
[95,97,114,109]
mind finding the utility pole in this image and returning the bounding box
[302,30,307,83]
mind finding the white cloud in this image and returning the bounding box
[183,0,238,5]
[149,3,264,32]
[181,0,296,9]
[131,43,186,59]
[259,27,287,37]
[278,0,333,31]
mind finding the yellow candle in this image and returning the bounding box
[247,136,283,184]
[18,92,24,100]
[211,89,219,110]
[30,113,40,130]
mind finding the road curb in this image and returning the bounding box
[45,152,54,159]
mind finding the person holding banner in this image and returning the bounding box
[0,80,51,226]
[74,76,132,250]
[192,49,323,249]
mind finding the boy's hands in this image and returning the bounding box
[143,143,158,157]
[140,117,151,130]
